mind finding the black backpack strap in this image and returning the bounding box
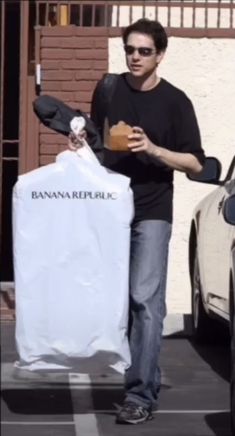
[100,73,119,114]
[90,73,119,144]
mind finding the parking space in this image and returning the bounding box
[1,322,232,436]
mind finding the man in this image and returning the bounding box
[70,18,205,424]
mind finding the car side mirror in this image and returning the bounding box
[223,195,235,225]
[187,157,222,184]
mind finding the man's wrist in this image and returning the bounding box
[147,142,162,158]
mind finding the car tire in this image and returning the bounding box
[192,248,216,343]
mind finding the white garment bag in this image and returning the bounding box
[13,142,134,372]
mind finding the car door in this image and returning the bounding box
[199,158,235,318]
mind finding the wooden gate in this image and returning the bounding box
[0,1,21,285]
[0,0,37,315]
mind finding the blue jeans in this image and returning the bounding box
[124,219,172,410]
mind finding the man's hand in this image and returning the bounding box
[68,130,87,151]
[127,126,157,155]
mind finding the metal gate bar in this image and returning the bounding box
[34,0,235,36]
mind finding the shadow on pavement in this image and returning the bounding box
[189,322,231,383]
[188,322,232,436]
[189,339,230,383]
[1,385,124,415]
[205,412,232,436]
[1,389,74,414]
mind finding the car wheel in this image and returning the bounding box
[192,248,215,342]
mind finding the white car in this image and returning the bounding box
[188,156,235,432]
[188,156,235,338]
[223,194,235,432]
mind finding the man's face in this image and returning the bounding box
[124,32,164,77]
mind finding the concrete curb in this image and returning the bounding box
[163,314,193,337]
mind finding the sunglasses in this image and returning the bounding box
[124,45,157,57]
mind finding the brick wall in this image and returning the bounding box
[0,287,15,322]
[39,26,109,165]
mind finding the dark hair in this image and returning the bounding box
[122,19,168,52]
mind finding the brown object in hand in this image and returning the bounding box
[107,121,134,151]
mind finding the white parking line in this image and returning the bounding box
[1,409,230,426]
[2,422,74,425]
[69,374,100,436]
[73,414,100,436]
[155,409,230,414]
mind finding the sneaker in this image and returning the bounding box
[116,402,153,424]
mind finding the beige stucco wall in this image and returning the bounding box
[109,37,235,314]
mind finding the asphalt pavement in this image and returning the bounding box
[1,321,232,436]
